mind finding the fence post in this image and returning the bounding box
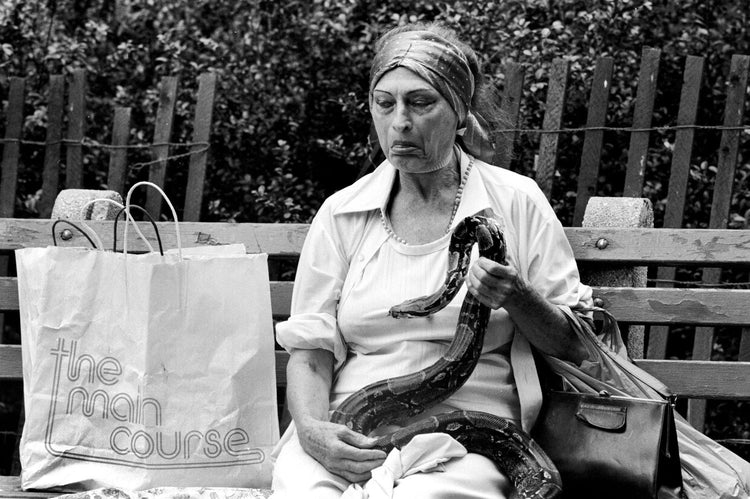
[647,55,704,360]
[65,69,87,189]
[494,62,524,170]
[573,57,613,226]
[0,77,25,219]
[622,47,660,197]
[183,72,217,222]
[107,106,132,196]
[0,77,25,346]
[689,54,750,431]
[146,76,178,219]
[535,58,569,199]
[39,75,66,218]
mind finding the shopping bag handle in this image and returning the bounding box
[124,181,182,260]
[566,306,674,399]
[78,198,155,253]
[113,205,164,255]
[51,219,97,248]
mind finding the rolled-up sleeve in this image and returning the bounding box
[514,183,593,310]
[275,201,349,367]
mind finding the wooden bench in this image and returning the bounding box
[2,47,750,496]
[1,202,749,496]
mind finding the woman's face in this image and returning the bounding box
[371,67,459,173]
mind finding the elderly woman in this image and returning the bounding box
[270,22,592,498]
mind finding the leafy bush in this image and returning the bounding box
[3,0,750,226]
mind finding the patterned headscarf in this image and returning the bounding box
[369,30,495,163]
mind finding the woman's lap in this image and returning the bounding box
[270,431,510,499]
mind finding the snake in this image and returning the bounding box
[330,214,562,499]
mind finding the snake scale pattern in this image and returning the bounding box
[330,214,562,498]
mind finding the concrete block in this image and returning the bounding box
[51,189,123,220]
[582,197,654,358]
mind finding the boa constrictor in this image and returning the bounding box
[330,214,562,499]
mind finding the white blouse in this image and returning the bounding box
[276,150,592,431]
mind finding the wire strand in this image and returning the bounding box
[0,137,210,171]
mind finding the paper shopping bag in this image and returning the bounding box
[16,240,279,491]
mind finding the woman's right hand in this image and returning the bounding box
[296,415,387,483]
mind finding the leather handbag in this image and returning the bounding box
[532,389,683,498]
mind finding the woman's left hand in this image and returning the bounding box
[465,256,526,310]
[466,256,588,363]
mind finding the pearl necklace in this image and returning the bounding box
[380,154,474,245]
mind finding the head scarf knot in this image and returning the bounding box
[369,30,494,162]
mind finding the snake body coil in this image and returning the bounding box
[330,215,562,499]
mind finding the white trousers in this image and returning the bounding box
[270,429,510,499]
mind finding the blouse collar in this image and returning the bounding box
[332,148,493,221]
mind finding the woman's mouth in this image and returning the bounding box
[390,141,421,154]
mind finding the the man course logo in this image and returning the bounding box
[44,338,265,468]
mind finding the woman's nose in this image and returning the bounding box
[392,102,412,132]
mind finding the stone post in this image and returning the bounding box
[581,197,654,358]
[51,189,123,220]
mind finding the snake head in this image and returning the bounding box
[473,217,507,264]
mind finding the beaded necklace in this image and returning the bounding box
[380,154,474,245]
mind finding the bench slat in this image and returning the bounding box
[567,227,750,264]
[4,220,750,265]
[593,287,750,326]
[0,219,309,256]
[6,279,750,326]
[0,344,290,387]
[636,360,750,399]
[5,345,749,401]
[0,277,296,315]
[0,345,21,381]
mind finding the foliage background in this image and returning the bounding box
[3,0,750,227]
[1,0,749,464]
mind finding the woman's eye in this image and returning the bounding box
[411,99,433,108]
[375,100,394,109]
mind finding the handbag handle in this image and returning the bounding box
[78,198,155,252]
[112,205,164,255]
[51,219,97,248]
[123,181,182,260]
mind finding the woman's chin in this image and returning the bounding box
[388,155,433,173]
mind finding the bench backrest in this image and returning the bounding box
[2,218,749,433]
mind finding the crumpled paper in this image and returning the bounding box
[341,433,467,499]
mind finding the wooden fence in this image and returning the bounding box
[1,48,750,435]
[0,68,216,222]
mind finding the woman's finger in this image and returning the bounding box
[466,269,505,309]
[339,428,383,449]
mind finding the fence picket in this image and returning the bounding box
[740,330,750,362]
[184,72,217,222]
[146,76,179,218]
[0,77,24,345]
[107,106,132,196]
[0,78,24,218]
[623,48,661,197]
[39,75,65,218]
[647,56,704,359]
[536,58,569,199]
[688,54,750,431]
[573,57,613,226]
[65,69,86,189]
[494,62,524,170]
